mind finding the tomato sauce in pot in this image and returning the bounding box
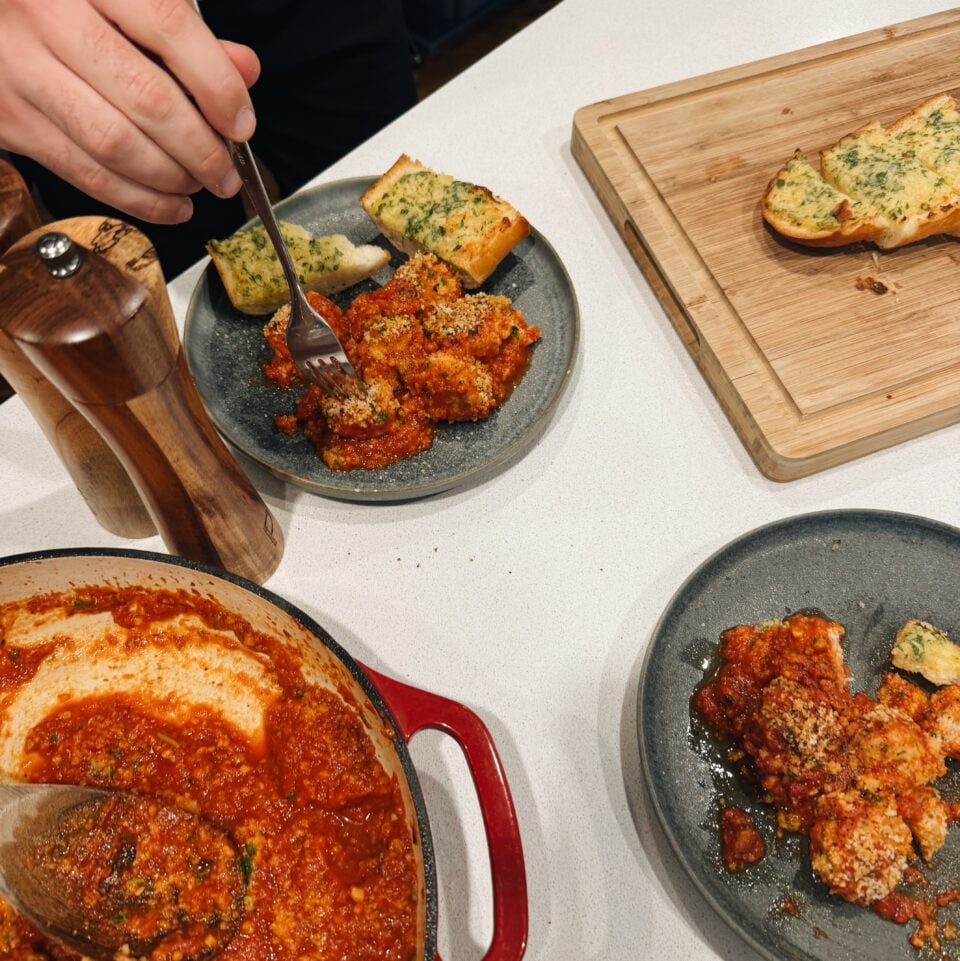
[0,587,420,961]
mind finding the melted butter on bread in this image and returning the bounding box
[206,221,389,316]
[360,155,529,288]
[763,94,960,250]
[762,150,887,246]
[891,619,960,686]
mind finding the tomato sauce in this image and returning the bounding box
[718,806,765,872]
[1,587,420,961]
[261,254,540,471]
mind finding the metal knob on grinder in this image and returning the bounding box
[35,231,83,277]
[1,229,284,584]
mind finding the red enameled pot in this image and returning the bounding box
[0,548,528,961]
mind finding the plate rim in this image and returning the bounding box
[183,175,580,502]
[636,507,960,961]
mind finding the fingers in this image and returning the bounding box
[9,101,194,224]
[21,53,201,196]
[93,0,258,142]
[219,40,261,90]
[0,0,257,223]
[38,2,242,199]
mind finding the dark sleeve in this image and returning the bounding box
[201,0,418,194]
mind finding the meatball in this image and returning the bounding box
[810,790,913,904]
[897,785,949,863]
[850,704,946,795]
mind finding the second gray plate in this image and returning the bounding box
[639,509,960,961]
[184,176,579,501]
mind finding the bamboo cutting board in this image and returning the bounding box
[572,8,960,480]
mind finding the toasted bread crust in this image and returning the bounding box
[763,95,960,250]
[360,155,529,287]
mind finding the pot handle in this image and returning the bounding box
[361,665,528,961]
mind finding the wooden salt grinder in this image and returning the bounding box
[0,172,156,538]
[2,231,284,585]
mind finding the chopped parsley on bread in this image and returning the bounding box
[891,619,960,686]
[206,221,389,315]
[360,155,529,288]
[821,120,960,247]
[762,94,960,250]
[762,150,887,247]
[889,94,960,189]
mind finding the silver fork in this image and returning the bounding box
[225,140,361,399]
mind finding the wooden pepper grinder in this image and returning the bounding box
[2,229,284,585]
[0,160,41,251]
[0,171,156,539]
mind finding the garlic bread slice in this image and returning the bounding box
[762,150,888,247]
[891,619,960,686]
[206,221,389,316]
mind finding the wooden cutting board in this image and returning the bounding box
[572,8,960,480]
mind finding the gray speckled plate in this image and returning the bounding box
[639,510,960,961]
[184,176,578,501]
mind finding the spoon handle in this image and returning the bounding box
[0,783,107,842]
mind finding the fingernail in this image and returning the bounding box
[216,169,242,198]
[233,105,256,141]
[175,199,193,223]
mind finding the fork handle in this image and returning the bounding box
[226,141,307,310]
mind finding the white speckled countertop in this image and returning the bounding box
[2,1,957,958]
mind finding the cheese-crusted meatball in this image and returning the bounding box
[850,704,946,795]
[405,351,497,422]
[319,378,399,439]
[898,785,949,863]
[751,677,849,832]
[810,790,913,904]
[423,293,520,359]
[924,685,960,759]
[876,671,930,723]
[360,314,429,384]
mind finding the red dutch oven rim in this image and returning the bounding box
[0,547,528,961]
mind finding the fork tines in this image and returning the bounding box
[306,357,365,401]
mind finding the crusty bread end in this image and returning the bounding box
[360,155,529,288]
[763,95,960,250]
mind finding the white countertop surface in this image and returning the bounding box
[2,0,958,958]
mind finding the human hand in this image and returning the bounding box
[0,0,261,224]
